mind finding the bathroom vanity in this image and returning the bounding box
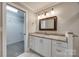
[29,32,79,57]
[29,32,69,57]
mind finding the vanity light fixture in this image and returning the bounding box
[46,12,50,17]
[39,12,46,19]
[51,8,54,15]
[38,8,54,19]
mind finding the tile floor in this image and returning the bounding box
[18,51,40,57]
[7,41,40,57]
[7,41,24,57]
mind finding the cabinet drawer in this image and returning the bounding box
[55,47,67,57]
[52,40,68,57]
[55,41,67,48]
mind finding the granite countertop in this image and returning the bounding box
[29,32,67,42]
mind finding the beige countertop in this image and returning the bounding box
[29,33,67,42]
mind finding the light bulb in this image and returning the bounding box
[51,10,54,16]
[41,14,45,18]
[38,16,40,19]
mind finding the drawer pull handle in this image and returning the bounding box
[56,49,62,52]
[56,43,62,44]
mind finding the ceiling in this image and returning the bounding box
[20,2,60,13]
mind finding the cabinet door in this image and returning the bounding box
[29,36,35,50]
[30,36,40,53]
[39,38,51,57]
[52,40,56,56]
[33,37,40,53]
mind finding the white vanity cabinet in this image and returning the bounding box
[29,35,67,57]
[52,40,68,57]
[29,32,79,57]
[29,36,51,57]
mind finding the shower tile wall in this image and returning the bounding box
[6,9,24,45]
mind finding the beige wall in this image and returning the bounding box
[37,2,79,35]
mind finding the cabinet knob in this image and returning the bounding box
[40,39,43,43]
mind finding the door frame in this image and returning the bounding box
[2,2,29,57]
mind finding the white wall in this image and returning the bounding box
[28,11,37,33]
[53,2,79,34]
[6,10,24,45]
[37,2,79,35]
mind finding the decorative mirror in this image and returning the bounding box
[39,16,57,31]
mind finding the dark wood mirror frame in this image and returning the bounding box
[39,16,57,31]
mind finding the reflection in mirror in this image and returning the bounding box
[41,19,54,29]
[39,16,57,31]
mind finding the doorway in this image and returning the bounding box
[6,4,26,57]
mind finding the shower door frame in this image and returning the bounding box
[2,3,29,57]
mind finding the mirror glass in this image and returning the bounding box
[41,19,54,29]
[39,16,57,31]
